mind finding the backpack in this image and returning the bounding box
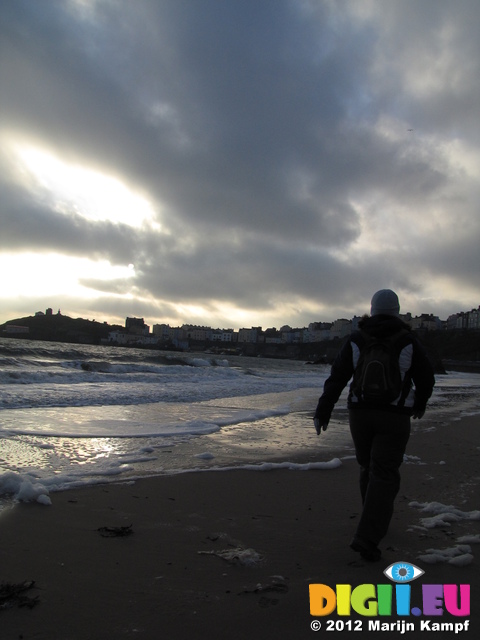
[351,329,408,405]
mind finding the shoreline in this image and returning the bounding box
[0,413,479,639]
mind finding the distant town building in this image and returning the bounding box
[211,329,236,342]
[446,310,478,331]
[145,304,479,350]
[330,319,352,340]
[106,331,158,346]
[281,327,303,344]
[306,322,332,342]
[264,328,282,344]
[152,323,170,339]
[409,314,442,331]
[126,317,150,336]
[182,325,211,341]
[238,327,261,343]
[468,307,480,330]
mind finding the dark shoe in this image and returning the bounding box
[350,536,382,562]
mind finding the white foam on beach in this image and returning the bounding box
[411,501,480,566]
[403,454,426,465]
[0,471,52,506]
[169,458,343,475]
[0,463,141,507]
[457,534,480,544]
[0,457,342,509]
[417,545,474,566]
[195,452,216,460]
[409,501,480,528]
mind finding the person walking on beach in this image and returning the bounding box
[313,289,435,562]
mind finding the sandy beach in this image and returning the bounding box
[0,413,478,639]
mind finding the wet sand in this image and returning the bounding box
[0,413,478,639]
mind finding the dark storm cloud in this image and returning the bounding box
[1,0,479,325]
[362,0,480,139]
[1,0,368,239]
[0,175,136,264]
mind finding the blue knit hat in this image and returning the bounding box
[371,289,400,316]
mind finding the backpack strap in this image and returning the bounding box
[397,370,412,408]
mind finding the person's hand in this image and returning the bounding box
[412,409,425,420]
[313,418,329,435]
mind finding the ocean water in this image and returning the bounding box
[0,338,479,507]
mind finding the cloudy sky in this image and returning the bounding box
[1,0,479,330]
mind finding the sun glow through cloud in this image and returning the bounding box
[15,145,161,230]
[0,253,135,300]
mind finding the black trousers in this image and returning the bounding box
[349,409,411,546]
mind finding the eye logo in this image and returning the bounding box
[383,561,424,583]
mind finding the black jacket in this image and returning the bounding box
[315,315,435,424]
